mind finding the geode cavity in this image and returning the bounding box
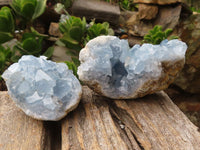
[78,36,187,99]
[2,55,82,121]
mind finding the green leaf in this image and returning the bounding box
[169,35,179,40]
[165,29,173,38]
[0,32,13,44]
[32,0,47,20]
[55,40,66,47]
[22,38,38,52]
[154,31,165,39]
[154,37,162,45]
[71,57,80,66]
[0,51,6,63]
[143,25,179,45]
[21,32,44,55]
[64,61,78,78]
[102,22,109,29]
[143,36,152,43]
[21,2,35,19]
[69,27,82,42]
[30,27,48,38]
[0,45,14,72]
[82,17,86,31]
[11,0,46,21]
[99,28,107,35]
[11,0,23,17]
[0,16,9,32]
[87,29,97,39]
[43,47,54,59]
[59,22,69,33]
[22,32,35,41]
[11,55,20,62]
[0,7,15,32]
[61,33,79,45]
[87,21,112,40]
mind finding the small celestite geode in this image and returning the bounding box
[2,55,82,121]
[78,36,187,99]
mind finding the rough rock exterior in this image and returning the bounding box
[78,36,187,99]
[138,4,158,20]
[174,14,200,93]
[133,0,187,5]
[48,22,62,37]
[2,55,82,121]
[127,5,182,36]
[72,0,120,25]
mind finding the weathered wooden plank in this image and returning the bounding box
[0,92,45,150]
[62,86,200,150]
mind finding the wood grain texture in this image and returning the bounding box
[62,86,200,150]
[0,92,45,150]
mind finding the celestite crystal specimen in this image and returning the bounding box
[78,36,187,99]
[2,55,82,121]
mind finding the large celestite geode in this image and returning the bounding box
[78,36,187,99]
[2,55,82,121]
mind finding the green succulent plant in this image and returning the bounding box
[0,7,15,44]
[119,0,134,11]
[87,22,114,41]
[11,0,47,21]
[14,32,54,58]
[0,45,16,79]
[58,15,114,69]
[59,16,87,50]
[65,61,78,78]
[104,0,136,11]
[0,1,54,81]
[143,25,179,45]
[190,7,200,13]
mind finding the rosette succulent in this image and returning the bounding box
[11,0,47,21]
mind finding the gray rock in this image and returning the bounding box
[72,0,120,25]
[78,36,187,99]
[173,14,200,93]
[154,5,182,30]
[52,46,71,62]
[127,5,182,36]
[2,55,82,121]
[48,22,62,37]
[133,0,186,5]
[138,4,158,20]
[126,12,153,36]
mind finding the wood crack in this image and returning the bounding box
[1,87,200,150]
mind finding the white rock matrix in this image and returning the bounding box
[78,36,187,99]
[2,55,82,121]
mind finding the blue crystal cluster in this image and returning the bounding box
[78,36,187,99]
[2,55,82,121]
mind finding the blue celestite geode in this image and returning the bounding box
[2,55,82,121]
[78,36,187,99]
